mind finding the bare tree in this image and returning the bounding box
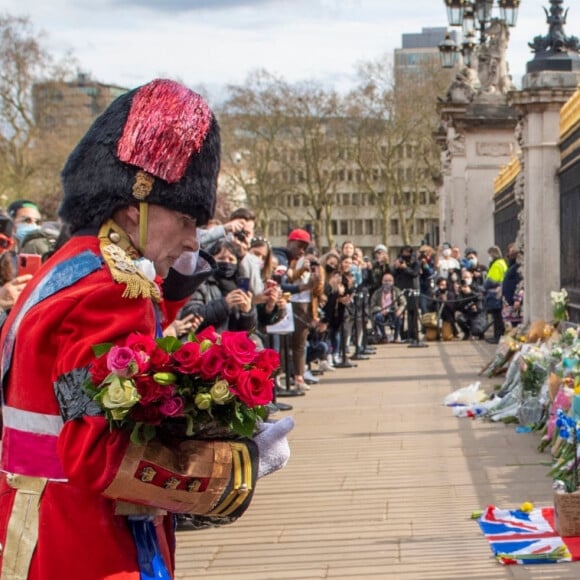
[219,70,296,235]
[346,56,449,247]
[280,82,345,249]
[0,14,75,212]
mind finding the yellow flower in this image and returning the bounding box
[520,501,534,513]
[101,377,140,411]
[210,380,233,405]
[194,393,212,410]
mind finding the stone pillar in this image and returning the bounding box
[438,101,517,253]
[509,72,580,322]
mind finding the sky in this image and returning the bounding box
[4,0,580,103]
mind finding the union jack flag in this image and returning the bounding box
[477,505,580,565]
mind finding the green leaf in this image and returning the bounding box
[92,342,114,357]
[143,423,157,443]
[130,422,144,446]
[185,414,195,437]
[155,336,182,353]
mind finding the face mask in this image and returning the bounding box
[463,278,472,286]
[215,261,237,279]
[256,257,265,270]
[442,249,451,258]
[382,282,393,291]
[325,264,337,275]
[15,223,40,242]
[468,257,478,268]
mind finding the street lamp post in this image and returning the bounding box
[439,0,520,69]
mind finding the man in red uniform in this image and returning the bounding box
[0,79,293,580]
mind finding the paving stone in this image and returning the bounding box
[174,341,579,579]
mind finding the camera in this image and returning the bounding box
[234,230,248,243]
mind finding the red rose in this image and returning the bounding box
[230,368,273,407]
[199,345,226,380]
[129,403,164,425]
[195,326,219,344]
[159,396,184,417]
[221,331,257,365]
[149,346,171,370]
[221,358,243,384]
[134,375,166,405]
[173,342,202,374]
[125,334,158,372]
[125,333,157,355]
[90,355,111,386]
[253,348,280,375]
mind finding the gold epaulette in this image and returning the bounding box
[98,219,161,302]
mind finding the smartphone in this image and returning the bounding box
[236,277,250,292]
[18,253,42,277]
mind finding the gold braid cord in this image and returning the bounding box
[98,219,161,303]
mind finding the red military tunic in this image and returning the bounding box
[0,234,256,579]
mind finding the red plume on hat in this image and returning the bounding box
[59,79,220,233]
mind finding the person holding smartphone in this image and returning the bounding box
[178,239,257,334]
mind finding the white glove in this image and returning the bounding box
[172,250,199,276]
[254,416,294,478]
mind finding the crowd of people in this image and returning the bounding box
[0,194,524,398]
[162,214,525,397]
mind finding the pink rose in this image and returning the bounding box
[199,345,226,381]
[159,396,184,417]
[221,331,257,365]
[173,342,202,374]
[253,348,280,375]
[230,368,274,407]
[106,346,139,378]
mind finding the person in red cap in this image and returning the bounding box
[272,229,323,391]
[0,79,293,580]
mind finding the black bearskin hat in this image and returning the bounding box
[59,79,219,233]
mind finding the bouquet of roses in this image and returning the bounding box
[83,326,279,444]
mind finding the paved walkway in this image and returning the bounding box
[174,341,579,579]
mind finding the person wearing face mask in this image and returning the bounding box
[7,200,42,245]
[461,247,486,289]
[370,273,406,343]
[7,200,60,260]
[435,242,460,280]
[179,239,257,334]
[456,268,484,340]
